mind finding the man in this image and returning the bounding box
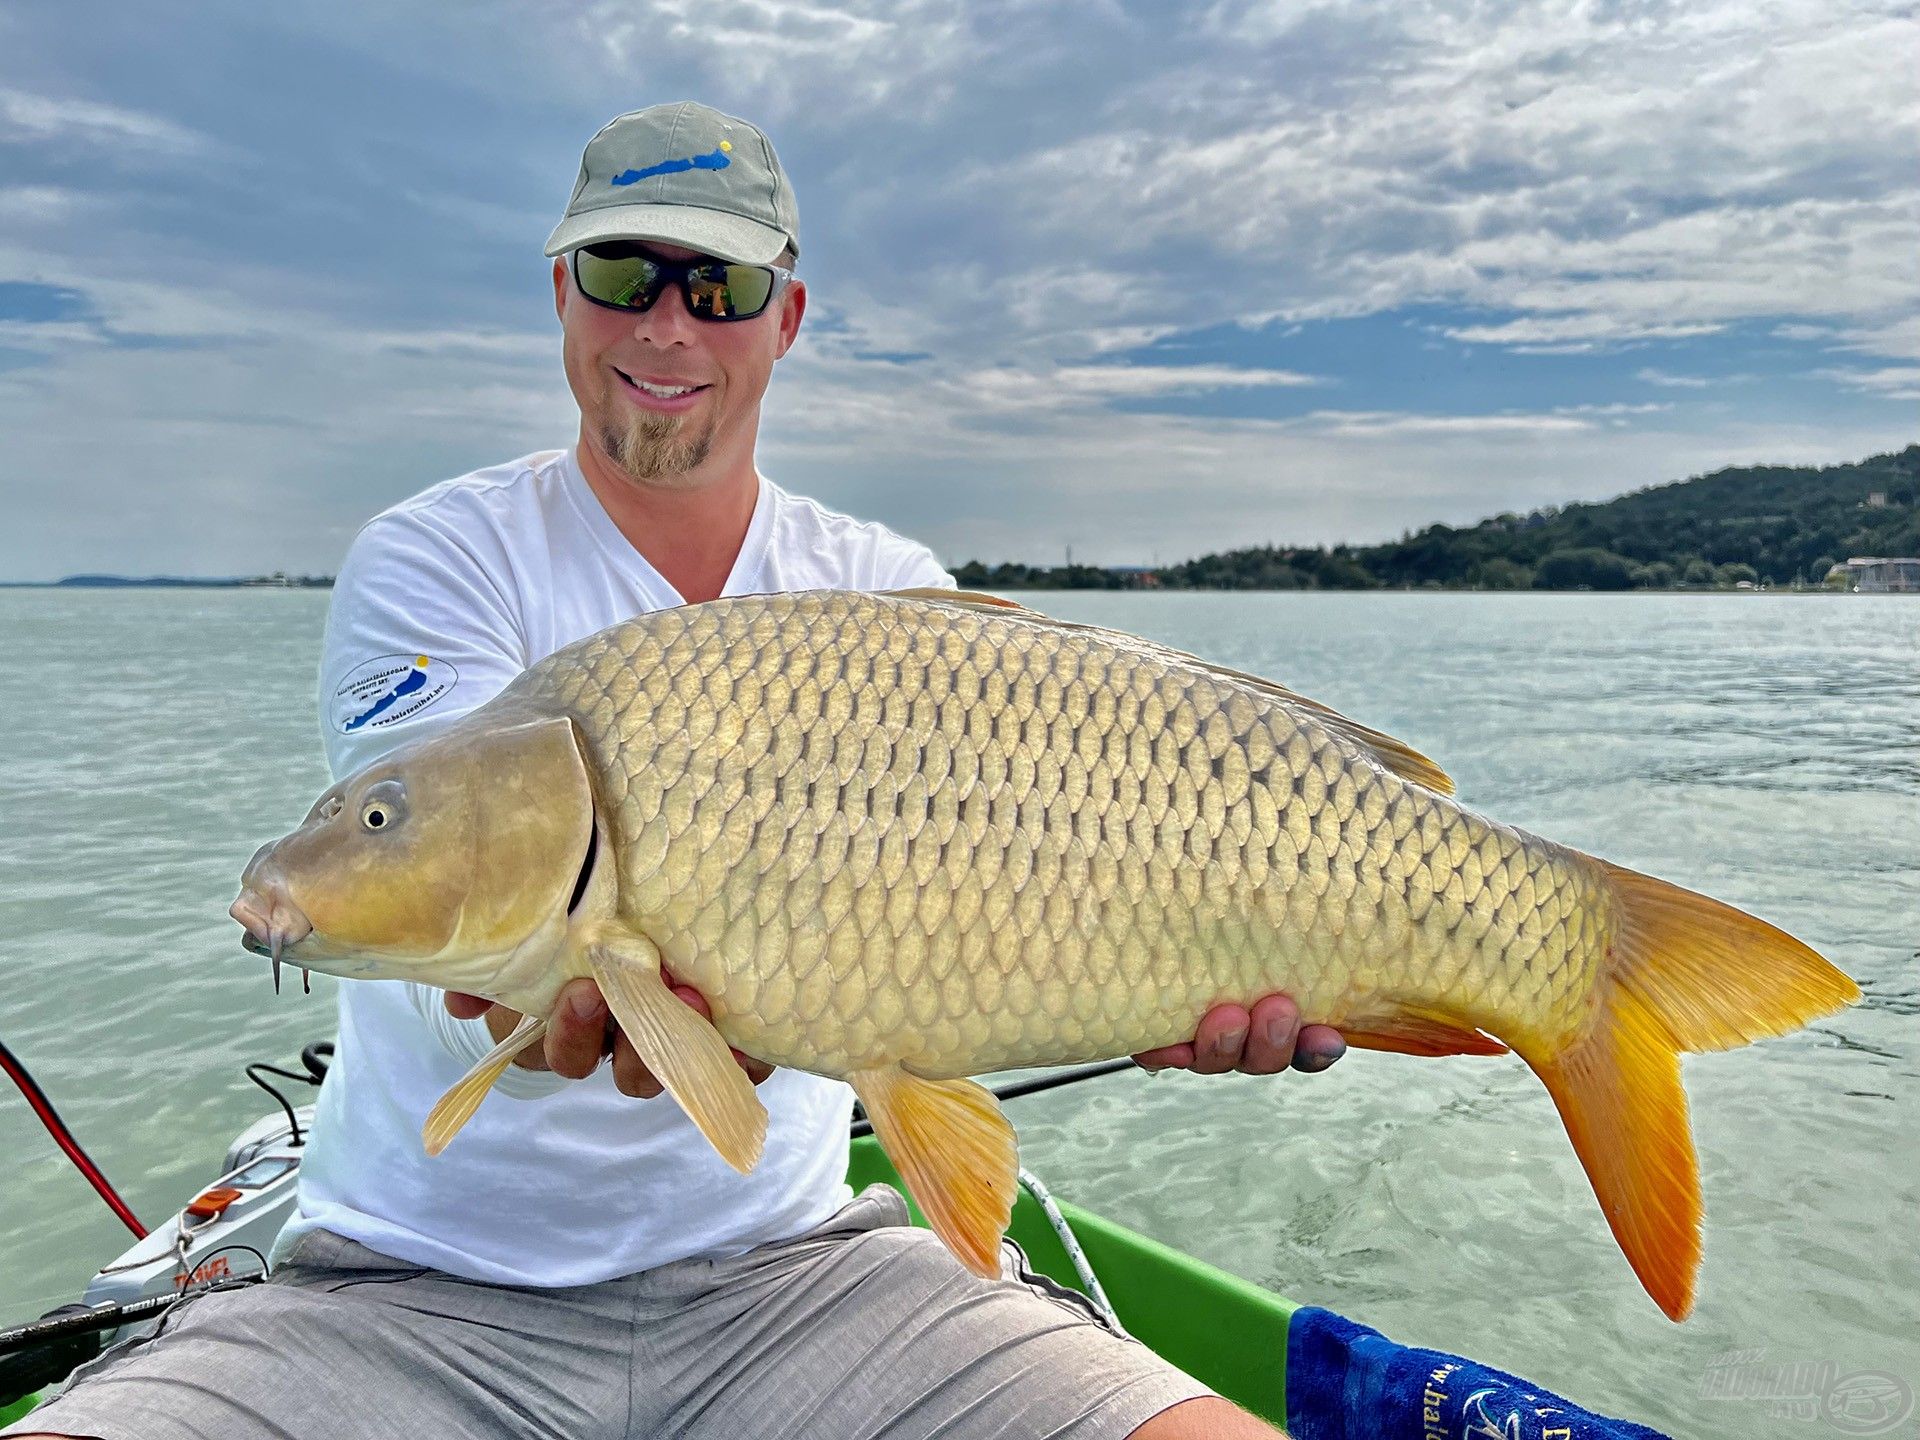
[12,102,1344,1440]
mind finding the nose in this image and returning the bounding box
[629,281,701,347]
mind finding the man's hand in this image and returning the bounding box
[1132,995,1346,1076]
[445,978,774,1097]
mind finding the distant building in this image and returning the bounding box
[1827,557,1920,592]
[1109,566,1161,590]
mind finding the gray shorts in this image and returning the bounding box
[10,1185,1210,1440]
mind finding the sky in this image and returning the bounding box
[0,0,1915,578]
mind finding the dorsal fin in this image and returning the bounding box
[880,587,1455,796]
[886,587,1028,609]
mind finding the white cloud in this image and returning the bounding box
[954,1,1920,352]
[0,88,208,154]
[1818,365,1920,402]
[581,0,981,119]
[1444,316,1723,347]
[0,0,1911,581]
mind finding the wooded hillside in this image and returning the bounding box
[954,445,1920,590]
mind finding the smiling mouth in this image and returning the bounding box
[614,368,709,401]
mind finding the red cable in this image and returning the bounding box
[0,1038,147,1239]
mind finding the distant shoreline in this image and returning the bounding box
[0,575,334,589]
[4,579,1903,595]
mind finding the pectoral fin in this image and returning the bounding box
[423,1013,548,1156]
[589,940,768,1174]
[848,1065,1018,1280]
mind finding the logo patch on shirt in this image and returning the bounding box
[333,654,458,734]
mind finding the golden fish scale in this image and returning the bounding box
[512,592,1610,1078]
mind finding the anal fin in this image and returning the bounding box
[848,1065,1018,1280]
[590,940,768,1174]
[1341,1007,1508,1058]
[423,1013,548,1156]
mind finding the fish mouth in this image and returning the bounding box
[231,862,315,995]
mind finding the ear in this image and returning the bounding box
[774,278,806,359]
[553,257,570,324]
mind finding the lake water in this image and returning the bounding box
[0,589,1915,1437]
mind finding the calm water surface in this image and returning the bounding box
[0,590,1914,1436]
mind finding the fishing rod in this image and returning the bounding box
[0,1039,146,1240]
[848,1059,1135,1138]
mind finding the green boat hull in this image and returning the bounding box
[846,1136,1293,1426]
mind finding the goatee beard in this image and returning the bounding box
[602,410,713,484]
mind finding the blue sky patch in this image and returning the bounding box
[0,282,94,323]
[1101,307,1912,428]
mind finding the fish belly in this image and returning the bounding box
[517,592,1607,1079]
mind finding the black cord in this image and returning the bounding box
[300,1041,334,1083]
[191,1243,271,1278]
[243,1063,320,1147]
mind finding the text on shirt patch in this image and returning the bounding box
[333,654,459,734]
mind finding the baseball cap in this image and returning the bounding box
[544,102,800,265]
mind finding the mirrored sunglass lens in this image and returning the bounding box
[577,251,661,309]
[687,265,775,319]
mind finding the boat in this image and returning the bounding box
[0,1043,1664,1438]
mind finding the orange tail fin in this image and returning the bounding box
[1524,861,1858,1321]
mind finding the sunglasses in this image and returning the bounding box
[572,244,792,322]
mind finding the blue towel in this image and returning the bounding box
[1286,1307,1670,1440]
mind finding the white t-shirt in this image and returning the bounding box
[276,448,952,1285]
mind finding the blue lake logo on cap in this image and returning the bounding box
[611,141,733,187]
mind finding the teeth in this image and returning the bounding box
[634,379,696,398]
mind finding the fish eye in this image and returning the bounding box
[358,779,408,833]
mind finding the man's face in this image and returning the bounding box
[554,240,805,488]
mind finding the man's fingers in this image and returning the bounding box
[611,1030,663,1099]
[1291,1023,1347,1073]
[1131,997,1345,1077]
[1189,1003,1252,1075]
[733,1049,775,1085]
[668,982,712,1019]
[545,979,611,1079]
[1239,995,1301,1075]
[1131,1042,1193,1073]
[444,991,492,1021]
[668,980,774,1085]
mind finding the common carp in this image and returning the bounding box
[231,589,1857,1319]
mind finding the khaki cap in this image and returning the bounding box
[544,102,799,264]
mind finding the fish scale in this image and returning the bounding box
[512,589,1599,1078]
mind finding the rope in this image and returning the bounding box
[1018,1167,1126,1335]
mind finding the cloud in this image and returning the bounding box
[1818,365,1920,402]
[0,0,1911,580]
[581,0,982,120]
[1443,316,1723,348]
[0,88,208,154]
